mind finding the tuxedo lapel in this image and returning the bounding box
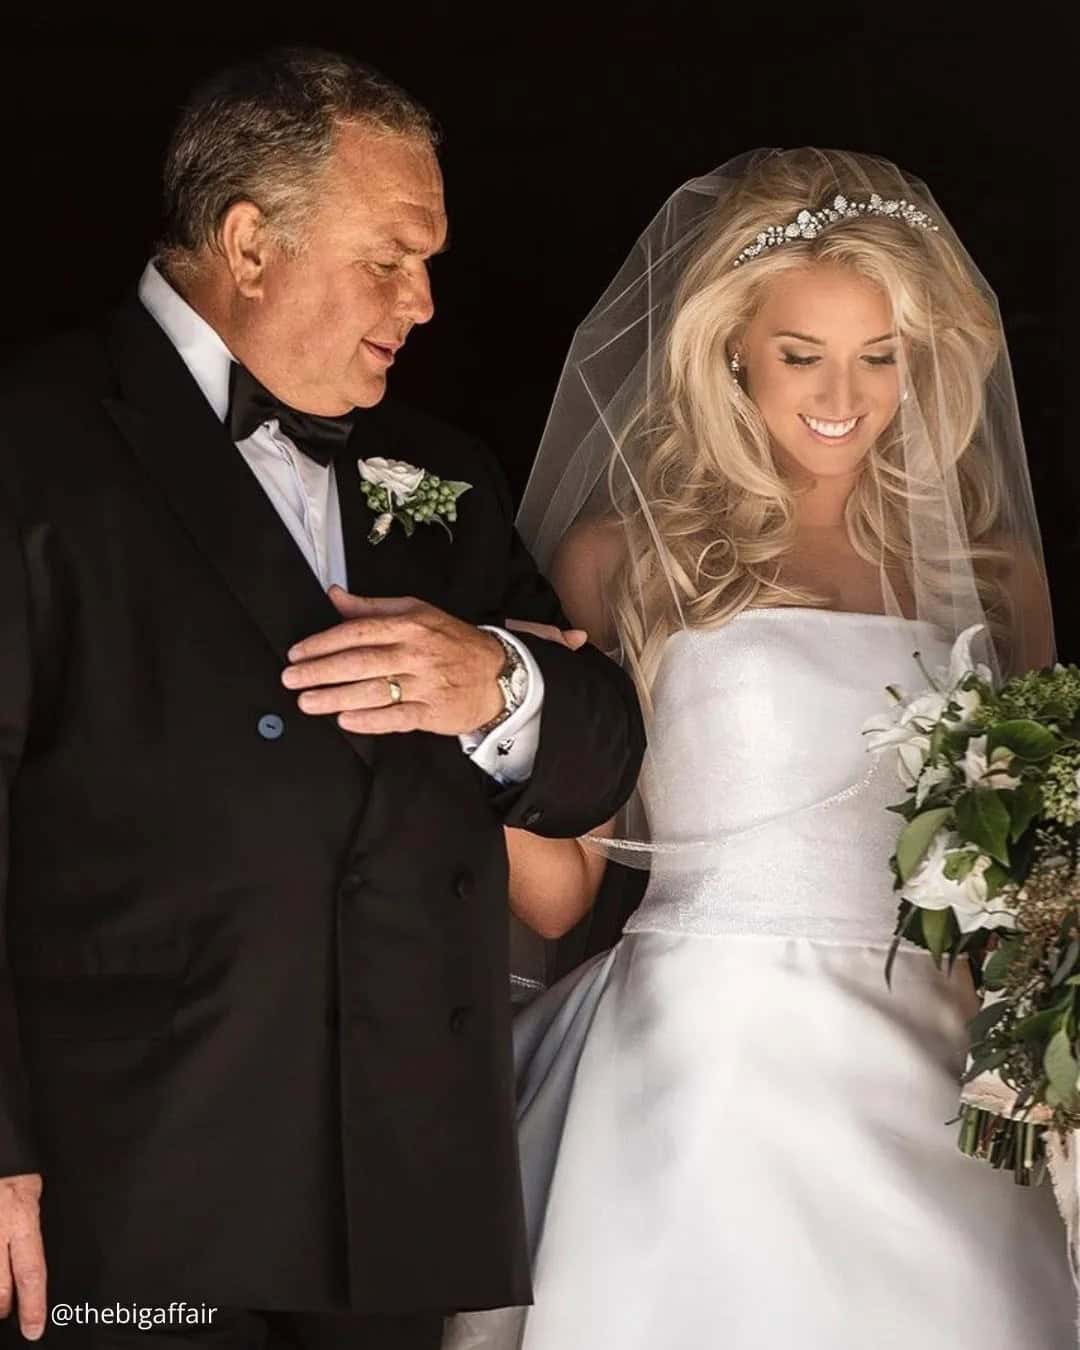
[101,294,375,768]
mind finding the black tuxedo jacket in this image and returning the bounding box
[0,295,644,1312]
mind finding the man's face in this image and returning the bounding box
[244,123,447,414]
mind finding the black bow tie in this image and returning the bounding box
[227,361,355,468]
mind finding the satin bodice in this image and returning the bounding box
[625,608,951,944]
[446,612,1074,1350]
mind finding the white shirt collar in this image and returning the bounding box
[137,259,235,424]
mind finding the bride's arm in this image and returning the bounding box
[506,820,613,939]
[504,519,626,939]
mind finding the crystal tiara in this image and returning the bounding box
[732,193,938,268]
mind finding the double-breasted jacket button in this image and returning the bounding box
[257,713,285,741]
[453,869,474,900]
[522,807,544,828]
[449,1005,472,1035]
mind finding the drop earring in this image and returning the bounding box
[730,351,742,383]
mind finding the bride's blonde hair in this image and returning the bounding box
[607,148,1004,700]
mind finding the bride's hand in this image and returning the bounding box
[505,619,587,650]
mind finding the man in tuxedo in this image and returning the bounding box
[0,47,644,1349]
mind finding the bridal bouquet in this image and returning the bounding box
[863,627,1080,1186]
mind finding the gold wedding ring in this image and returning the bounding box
[387,677,403,705]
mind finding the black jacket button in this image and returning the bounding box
[257,713,285,740]
[522,807,544,828]
[449,1006,471,1034]
[453,869,474,899]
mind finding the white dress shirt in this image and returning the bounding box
[137,261,543,784]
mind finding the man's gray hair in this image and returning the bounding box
[158,46,438,278]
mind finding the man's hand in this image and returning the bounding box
[1,1173,46,1341]
[505,619,587,650]
[284,588,507,735]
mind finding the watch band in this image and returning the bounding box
[473,631,528,739]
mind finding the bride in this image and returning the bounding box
[447,148,1072,1347]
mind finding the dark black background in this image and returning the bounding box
[1,11,1069,651]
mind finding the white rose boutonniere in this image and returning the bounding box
[357,457,472,545]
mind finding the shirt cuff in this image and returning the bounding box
[458,627,545,785]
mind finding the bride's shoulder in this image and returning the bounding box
[549,517,626,647]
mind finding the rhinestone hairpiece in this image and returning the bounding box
[732,192,938,268]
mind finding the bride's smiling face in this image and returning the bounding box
[737,262,901,481]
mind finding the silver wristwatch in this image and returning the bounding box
[474,631,529,738]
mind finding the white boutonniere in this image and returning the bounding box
[357,457,472,546]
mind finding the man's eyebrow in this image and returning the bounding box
[396,232,451,258]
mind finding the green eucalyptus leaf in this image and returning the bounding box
[1012,1008,1066,1043]
[982,861,1010,900]
[896,807,952,883]
[1051,938,1080,988]
[988,720,1057,761]
[954,790,1011,866]
[1006,830,1037,886]
[921,907,953,963]
[1005,782,1043,843]
[982,940,1017,990]
[1043,1028,1079,1104]
[943,726,976,757]
[884,935,903,990]
[961,1048,1012,1083]
[887,904,927,983]
[951,930,988,977]
[968,999,1010,1044]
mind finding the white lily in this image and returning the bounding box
[915,761,953,806]
[901,830,1018,934]
[961,734,1022,791]
[864,624,995,787]
[863,689,949,786]
[950,683,984,723]
[944,623,994,690]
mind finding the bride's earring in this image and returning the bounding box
[729,351,742,386]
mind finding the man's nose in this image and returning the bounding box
[400,265,435,326]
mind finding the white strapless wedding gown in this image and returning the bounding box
[446,609,1074,1349]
